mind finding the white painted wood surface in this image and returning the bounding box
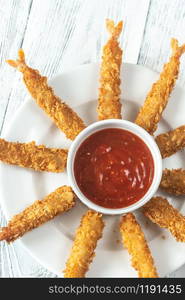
[0,0,185,277]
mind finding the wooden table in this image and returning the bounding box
[0,0,185,277]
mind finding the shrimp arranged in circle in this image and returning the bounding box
[1,19,185,278]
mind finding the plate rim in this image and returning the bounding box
[0,62,185,277]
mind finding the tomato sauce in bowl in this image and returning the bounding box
[74,128,154,209]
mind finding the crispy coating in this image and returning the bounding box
[155,125,185,158]
[160,168,185,195]
[135,39,185,135]
[6,50,85,140]
[0,138,68,172]
[143,197,185,242]
[120,213,158,278]
[64,210,104,278]
[0,186,76,242]
[97,19,123,120]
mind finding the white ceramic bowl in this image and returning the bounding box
[67,119,162,215]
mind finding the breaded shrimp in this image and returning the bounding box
[155,125,185,158]
[120,213,158,278]
[6,50,85,140]
[0,186,76,242]
[64,210,104,278]
[0,138,68,172]
[160,169,185,195]
[135,39,185,135]
[98,19,123,120]
[143,197,185,242]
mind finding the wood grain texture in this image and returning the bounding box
[138,0,185,86]
[138,0,185,278]
[0,0,185,277]
[1,0,150,133]
[0,0,33,133]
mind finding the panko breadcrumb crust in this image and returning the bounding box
[155,125,185,158]
[64,210,104,278]
[2,19,185,278]
[160,169,185,195]
[0,186,76,242]
[0,138,68,172]
[98,19,123,120]
[143,197,185,242]
[120,213,158,278]
[7,50,86,140]
[135,39,185,135]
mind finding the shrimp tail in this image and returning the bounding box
[171,38,185,57]
[98,19,123,120]
[6,49,26,72]
[106,19,123,39]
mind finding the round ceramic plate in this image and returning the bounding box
[0,63,185,277]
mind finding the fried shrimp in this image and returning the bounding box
[64,210,104,278]
[0,138,68,172]
[155,125,185,158]
[135,39,185,135]
[143,197,185,242]
[0,186,76,242]
[6,50,85,140]
[160,169,185,195]
[97,19,123,120]
[120,213,158,278]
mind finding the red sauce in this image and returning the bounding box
[74,128,154,209]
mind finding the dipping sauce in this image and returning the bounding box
[74,128,154,209]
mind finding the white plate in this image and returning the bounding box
[0,63,185,277]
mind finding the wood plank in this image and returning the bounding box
[7,0,185,278]
[0,0,33,133]
[59,0,150,66]
[0,0,150,278]
[1,0,84,134]
[0,0,37,278]
[1,0,185,279]
[138,0,185,86]
[138,0,185,278]
[0,0,56,278]
[2,0,150,134]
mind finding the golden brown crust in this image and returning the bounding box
[97,19,123,120]
[143,197,185,242]
[0,186,76,242]
[0,138,68,172]
[135,39,185,135]
[120,213,158,278]
[155,125,185,158]
[160,169,185,195]
[7,50,86,140]
[64,210,104,278]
